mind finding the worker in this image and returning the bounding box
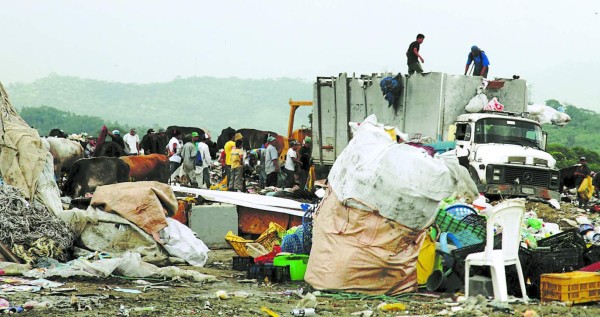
[575,157,592,210]
[465,45,490,78]
[406,34,425,76]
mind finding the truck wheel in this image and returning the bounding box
[468,167,480,184]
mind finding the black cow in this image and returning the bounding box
[62,157,130,198]
[217,127,236,150]
[216,128,280,150]
[559,165,581,193]
[94,141,126,158]
[166,125,217,158]
[48,129,68,138]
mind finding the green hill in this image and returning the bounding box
[5,74,313,137]
[7,75,600,170]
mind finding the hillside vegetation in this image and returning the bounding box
[6,76,600,171]
[6,74,313,137]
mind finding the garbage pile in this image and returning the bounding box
[0,185,74,264]
[303,115,479,295]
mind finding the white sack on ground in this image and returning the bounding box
[58,207,171,264]
[160,218,210,267]
[328,114,478,230]
[527,104,571,126]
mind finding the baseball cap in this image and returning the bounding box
[471,45,479,52]
[304,136,312,144]
[191,132,199,137]
[267,135,276,142]
[580,156,587,161]
[112,130,120,135]
[289,140,298,146]
[147,128,155,134]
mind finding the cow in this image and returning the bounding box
[527,104,571,126]
[559,165,578,193]
[62,157,130,198]
[48,128,68,138]
[43,137,85,180]
[120,154,169,183]
[94,141,126,157]
[217,127,236,150]
[166,125,218,158]
[217,128,285,153]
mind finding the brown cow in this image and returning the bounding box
[120,154,169,183]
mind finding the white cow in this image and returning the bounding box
[527,104,571,126]
[43,137,85,179]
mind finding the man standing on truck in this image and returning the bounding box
[465,45,490,78]
[406,34,425,76]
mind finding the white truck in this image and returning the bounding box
[312,72,560,200]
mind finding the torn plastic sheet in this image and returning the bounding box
[22,252,216,283]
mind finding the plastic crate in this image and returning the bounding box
[537,229,587,250]
[225,222,285,257]
[541,272,600,304]
[232,256,254,271]
[247,264,291,282]
[522,247,585,298]
[435,210,486,241]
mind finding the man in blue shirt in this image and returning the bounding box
[465,45,490,78]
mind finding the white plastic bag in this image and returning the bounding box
[160,218,210,267]
[465,93,488,113]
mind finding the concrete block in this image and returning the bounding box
[469,275,494,297]
[189,203,238,249]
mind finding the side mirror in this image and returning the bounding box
[542,131,548,151]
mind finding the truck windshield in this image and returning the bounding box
[474,118,543,149]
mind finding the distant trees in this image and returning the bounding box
[20,105,151,137]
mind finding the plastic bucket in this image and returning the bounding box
[273,254,309,281]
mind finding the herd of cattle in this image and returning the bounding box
[45,125,287,198]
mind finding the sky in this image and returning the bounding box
[1,0,600,110]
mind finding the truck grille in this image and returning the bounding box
[504,166,551,187]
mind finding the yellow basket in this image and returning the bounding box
[225,222,286,257]
[541,271,600,304]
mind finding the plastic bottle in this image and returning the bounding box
[527,218,543,230]
[290,308,316,316]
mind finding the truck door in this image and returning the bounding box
[454,123,471,168]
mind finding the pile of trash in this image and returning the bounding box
[0,185,75,264]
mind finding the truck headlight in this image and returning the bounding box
[551,174,558,180]
[493,168,501,175]
[493,175,500,181]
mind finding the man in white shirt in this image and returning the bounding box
[196,133,213,188]
[284,140,300,188]
[123,129,140,155]
[264,135,280,187]
[167,130,183,182]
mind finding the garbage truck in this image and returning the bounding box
[311,72,560,200]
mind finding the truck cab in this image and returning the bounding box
[454,112,560,199]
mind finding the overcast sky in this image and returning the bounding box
[1,0,599,110]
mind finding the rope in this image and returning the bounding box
[0,184,74,264]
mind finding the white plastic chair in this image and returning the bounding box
[464,199,528,302]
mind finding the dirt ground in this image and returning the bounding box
[2,248,600,317]
[3,197,600,316]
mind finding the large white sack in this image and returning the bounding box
[160,218,210,267]
[328,115,478,230]
[527,104,571,126]
[465,93,488,113]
